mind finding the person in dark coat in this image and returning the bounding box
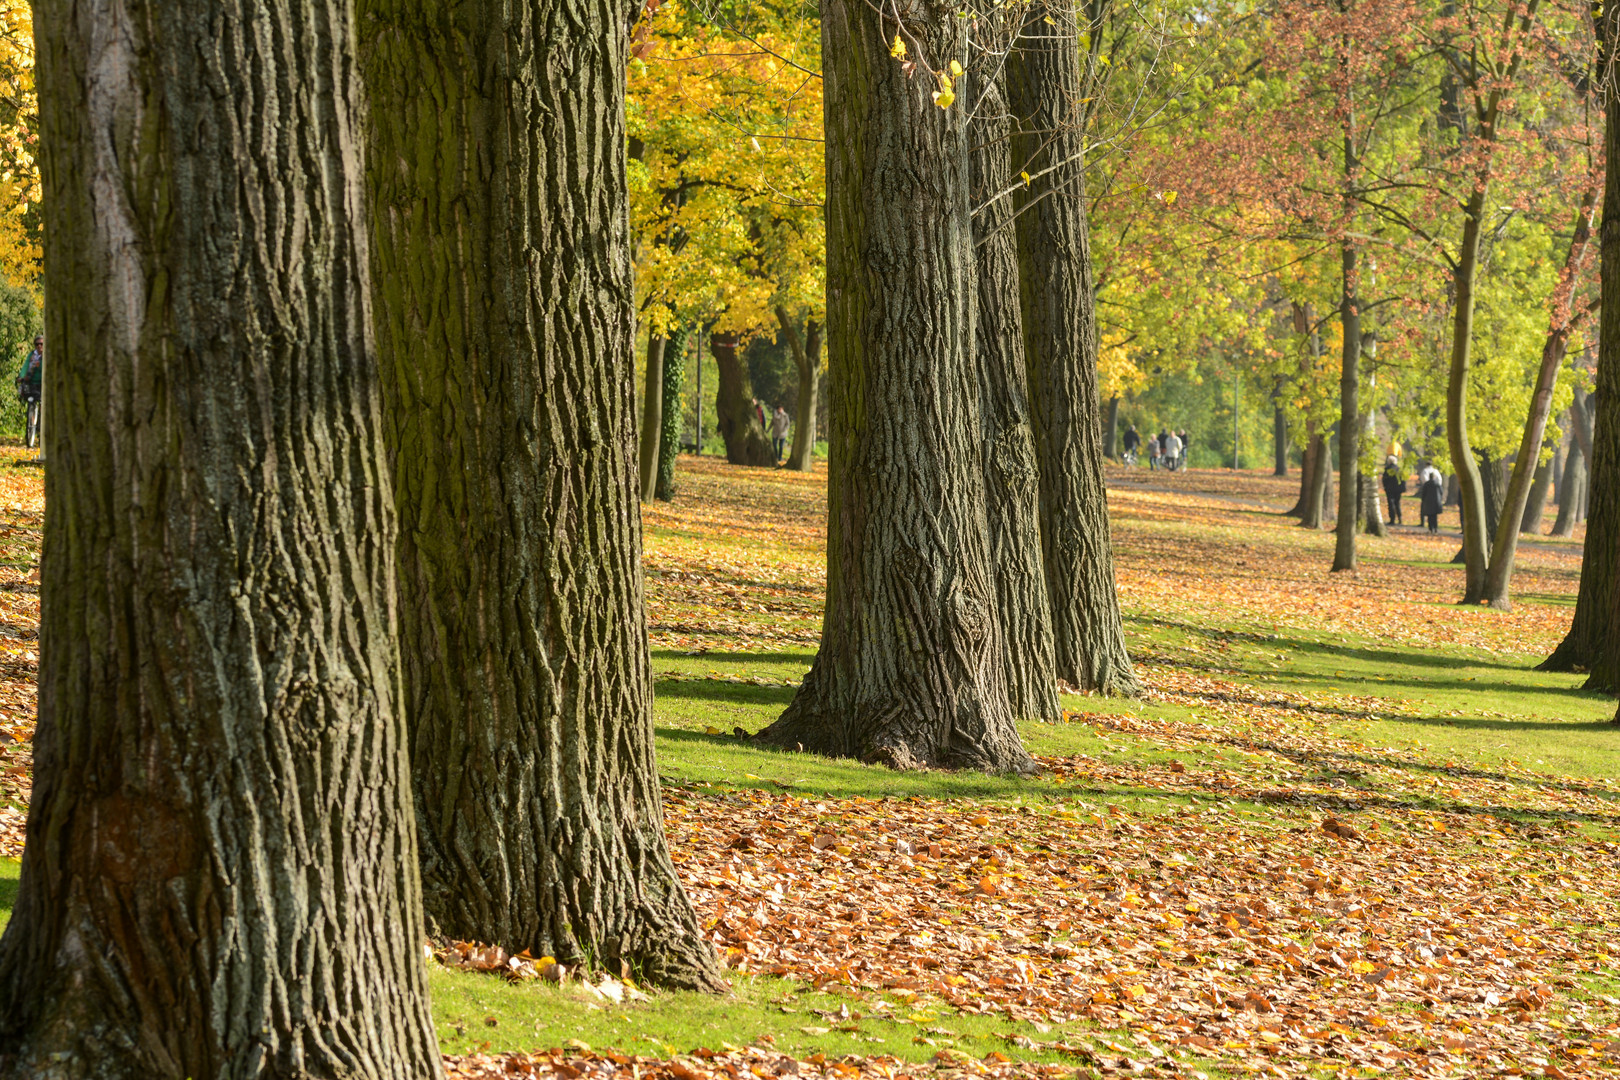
[1381,457,1405,525]
[1418,462,1444,533]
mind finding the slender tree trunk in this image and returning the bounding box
[640,335,666,500]
[755,0,1032,772]
[1103,396,1121,459]
[1546,68,1620,675]
[1551,432,1587,538]
[1273,394,1289,477]
[1332,243,1362,571]
[1446,188,1493,603]
[1286,432,1315,517]
[713,333,774,466]
[361,0,722,988]
[775,307,821,472]
[969,50,1061,724]
[1360,473,1387,537]
[1301,432,1332,529]
[1521,458,1552,534]
[1485,332,1577,608]
[1008,0,1138,695]
[0,2,443,1075]
[656,326,690,500]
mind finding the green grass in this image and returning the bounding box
[0,857,15,933]
[431,967,1133,1065]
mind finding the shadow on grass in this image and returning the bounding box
[653,679,797,708]
[653,649,815,665]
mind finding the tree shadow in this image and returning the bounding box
[653,678,797,708]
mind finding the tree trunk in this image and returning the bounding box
[1360,473,1387,537]
[656,326,690,500]
[968,49,1061,724]
[1008,1,1138,696]
[0,2,443,1075]
[1546,74,1620,676]
[1332,242,1362,572]
[713,332,774,466]
[361,0,722,988]
[1301,433,1332,529]
[1551,434,1587,538]
[1521,458,1552,534]
[1287,418,1317,517]
[1103,395,1121,459]
[1273,394,1288,477]
[1447,187,1493,603]
[755,0,1032,773]
[1478,452,1507,541]
[640,335,666,500]
[1485,333,1578,608]
[775,307,821,473]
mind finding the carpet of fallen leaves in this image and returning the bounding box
[6,452,1619,1077]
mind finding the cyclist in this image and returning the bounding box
[17,336,41,449]
[1121,423,1140,465]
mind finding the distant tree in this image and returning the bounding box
[0,2,442,1075]
[361,0,723,987]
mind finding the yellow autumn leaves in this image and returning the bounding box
[889,34,961,110]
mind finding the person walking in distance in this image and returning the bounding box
[1178,429,1192,470]
[1121,423,1140,465]
[1381,456,1406,525]
[16,335,41,449]
[1418,461,1444,534]
[771,404,790,465]
[1163,429,1184,472]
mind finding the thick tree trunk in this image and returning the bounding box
[1478,452,1506,541]
[969,53,1061,724]
[1103,396,1121,459]
[0,2,443,1075]
[1546,77,1620,676]
[775,307,821,473]
[640,335,666,500]
[361,0,722,988]
[1301,433,1332,529]
[1521,458,1552,534]
[656,326,690,500]
[755,0,1032,772]
[1008,1,1138,696]
[713,333,774,466]
[1332,242,1362,572]
[1447,189,1493,603]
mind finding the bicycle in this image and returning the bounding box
[23,396,38,449]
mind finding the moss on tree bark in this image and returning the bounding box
[0,2,443,1075]
[360,0,722,989]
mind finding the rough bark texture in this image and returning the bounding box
[656,326,690,500]
[1478,452,1506,541]
[1545,70,1620,674]
[640,335,667,500]
[1103,396,1120,460]
[970,57,1061,724]
[775,308,821,473]
[361,0,722,988]
[714,333,774,466]
[756,0,1032,773]
[1008,3,1138,696]
[0,2,444,1076]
